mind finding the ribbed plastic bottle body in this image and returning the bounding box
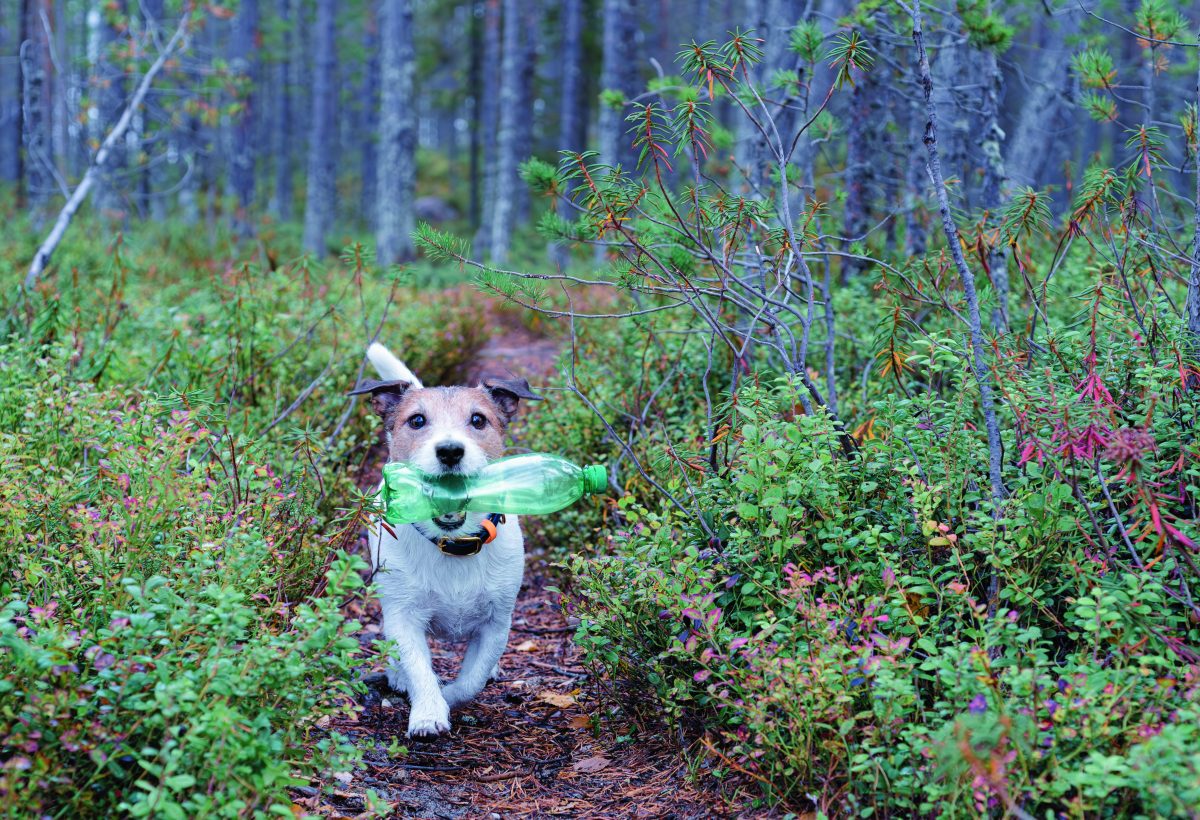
[381,465,469,524]
[380,454,605,522]
[460,454,587,515]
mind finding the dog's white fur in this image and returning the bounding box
[365,343,525,737]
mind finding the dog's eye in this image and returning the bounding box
[470,413,487,430]
[407,414,426,430]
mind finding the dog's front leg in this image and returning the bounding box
[442,616,512,709]
[384,615,451,737]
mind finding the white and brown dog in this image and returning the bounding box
[350,343,541,737]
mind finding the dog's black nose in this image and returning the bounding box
[435,442,465,468]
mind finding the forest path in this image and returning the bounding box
[296,300,735,818]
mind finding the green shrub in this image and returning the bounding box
[567,372,1200,816]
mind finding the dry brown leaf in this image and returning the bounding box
[568,715,591,729]
[572,755,611,773]
[537,691,577,708]
[514,639,538,652]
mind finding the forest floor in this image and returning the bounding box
[293,301,751,819]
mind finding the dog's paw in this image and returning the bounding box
[406,700,451,737]
[488,663,501,682]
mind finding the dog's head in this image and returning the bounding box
[349,376,541,475]
[350,345,541,535]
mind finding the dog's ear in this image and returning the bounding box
[348,378,412,419]
[482,377,543,422]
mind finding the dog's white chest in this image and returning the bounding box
[371,519,525,638]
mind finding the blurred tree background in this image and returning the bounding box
[5,0,1194,269]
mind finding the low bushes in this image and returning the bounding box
[567,356,1200,815]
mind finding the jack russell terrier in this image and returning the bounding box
[349,343,541,737]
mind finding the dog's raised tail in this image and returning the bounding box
[367,343,424,388]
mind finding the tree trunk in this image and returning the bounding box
[1185,56,1200,366]
[360,4,381,230]
[512,0,538,224]
[2,4,25,186]
[557,0,585,176]
[95,0,129,219]
[270,0,294,220]
[977,4,1008,333]
[302,0,337,254]
[1004,7,1080,189]
[842,65,881,278]
[550,0,585,268]
[139,0,166,221]
[229,0,259,235]
[467,1,483,228]
[485,0,521,263]
[597,0,638,172]
[375,0,416,265]
[22,0,52,212]
[472,0,501,251]
[904,94,927,257]
[736,0,800,198]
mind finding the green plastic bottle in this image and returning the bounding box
[380,454,607,525]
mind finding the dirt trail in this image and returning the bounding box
[297,304,740,818]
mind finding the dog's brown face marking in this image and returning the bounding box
[385,387,506,465]
[349,375,542,479]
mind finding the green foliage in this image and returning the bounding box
[956,0,1014,51]
[1080,90,1119,123]
[0,221,495,816]
[567,369,1200,815]
[788,20,824,64]
[1133,0,1188,44]
[828,31,873,89]
[1072,47,1117,89]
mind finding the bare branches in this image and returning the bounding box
[906,0,1007,510]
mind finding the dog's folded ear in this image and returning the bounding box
[482,377,543,421]
[348,378,412,419]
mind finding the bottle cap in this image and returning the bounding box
[582,464,607,495]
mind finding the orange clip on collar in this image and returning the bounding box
[480,517,498,544]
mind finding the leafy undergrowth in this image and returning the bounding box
[0,225,502,817]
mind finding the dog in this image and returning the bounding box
[349,343,541,737]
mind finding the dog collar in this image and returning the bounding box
[428,513,506,557]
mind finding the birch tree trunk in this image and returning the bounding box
[376,0,416,265]
[22,0,51,211]
[229,0,259,235]
[302,0,337,254]
[485,0,521,264]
